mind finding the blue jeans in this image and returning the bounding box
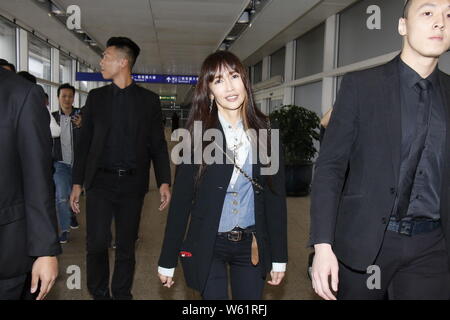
[53,162,73,233]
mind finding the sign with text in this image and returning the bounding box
[76,72,198,84]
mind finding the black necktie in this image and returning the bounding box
[396,79,431,220]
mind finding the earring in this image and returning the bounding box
[209,98,214,112]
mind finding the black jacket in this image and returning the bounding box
[72,83,171,192]
[51,108,82,162]
[158,120,288,292]
[0,68,61,280]
[309,55,450,271]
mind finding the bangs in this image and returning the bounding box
[206,62,239,83]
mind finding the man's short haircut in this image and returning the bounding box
[106,36,141,69]
[0,58,9,67]
[0,59,15,72]
[7,63,16,73]
[17,71,37,84]
[403,0,412,18]
[57,83,76,97]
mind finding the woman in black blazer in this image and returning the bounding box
[158,51,287,300]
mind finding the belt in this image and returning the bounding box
[387,218,441,236]
[217,226,256,242]
[98,168,136,177]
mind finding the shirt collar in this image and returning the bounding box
[111,80,136,95]
[59,107,75,117]
[218,111,243,132]
[399,57,440,90]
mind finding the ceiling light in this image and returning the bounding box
[50,3,64,15]
[237,11,250,24]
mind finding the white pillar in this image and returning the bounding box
[73,60,80,107]
[17,28,28,72]
[283,40,296,106]
[321,14,338,115]
[51,48,60,112]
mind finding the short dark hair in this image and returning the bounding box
[0,58,9,68]
[0,59,15,72]
[17,71,37,84]
[57,83,76,97]
[403,0,412,18]
[106,36,140,69]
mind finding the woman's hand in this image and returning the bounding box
[267,271,285,285]
[158,273,174,288]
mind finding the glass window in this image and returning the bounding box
[253,61,262,84]
[270,47,285,79]
[337,0,403,67]
[295,23,325,79]
[294,81,323,116]
[269,99,283,114]
[59,53,72,84]
[78,63,90,92]
[79,93,88,108]
[28,34,51,81]
[0,18,16,67]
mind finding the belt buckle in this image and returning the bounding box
[399,220,414,236]
[118,169,126,177]
[227,230,242,242]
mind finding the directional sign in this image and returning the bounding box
[76,72,198,85]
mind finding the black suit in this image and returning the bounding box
[72,83,170,299]
[159,120,287,295]
[0,68,61,299]
[73,84,170,193]
[310,56,450,299]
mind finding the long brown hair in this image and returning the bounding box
[185,51,271,184]
[186,51,268,133]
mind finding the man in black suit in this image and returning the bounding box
[70,37,171,300]
[310,0,450,300]
[0,68,61,300]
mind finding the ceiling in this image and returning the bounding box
[0,0,359,104]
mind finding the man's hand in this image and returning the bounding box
[70,184,82,214]
[311,243,339,300]
[71,114,82,128]
[159,183,171,211]
[31,256,58,300]
[267,271,285,286]
[158,273,174,288]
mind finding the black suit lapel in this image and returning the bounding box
[382,56,402,186]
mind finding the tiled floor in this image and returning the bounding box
[47,130,317,300]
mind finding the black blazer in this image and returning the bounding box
[72,83,171,192]
[0,68,61,280]
[309,55,450,271]
[158,120,288,292]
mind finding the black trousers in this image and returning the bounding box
[86,172,144,300]
[201,236,265,300]
[0,273,36,300]
[337,227,450,300]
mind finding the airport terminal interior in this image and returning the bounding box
[2,0,450,300]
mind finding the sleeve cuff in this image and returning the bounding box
[271,262,286,272]
[158,266,175,277]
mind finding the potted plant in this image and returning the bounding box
[269,104,320,196]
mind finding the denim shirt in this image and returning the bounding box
[218,152,255,232]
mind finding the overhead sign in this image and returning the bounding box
[76,72,198,85]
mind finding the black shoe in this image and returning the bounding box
[70,215,79,229]
[59,231,69,244]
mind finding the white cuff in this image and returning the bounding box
[271,262,286,272]
[158,266,175,277]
